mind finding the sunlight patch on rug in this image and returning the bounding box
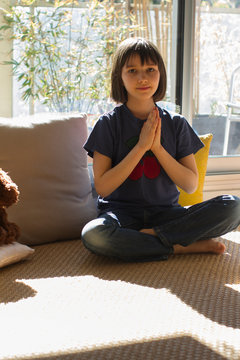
[0,275,240,359]
[221,230,240,244]
[225,284,240,293]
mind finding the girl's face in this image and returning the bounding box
[121,53,160,104]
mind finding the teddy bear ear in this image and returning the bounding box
[0,169,20,207]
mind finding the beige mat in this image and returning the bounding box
[1,230,240,360]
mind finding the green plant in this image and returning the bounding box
[0,0,140,113]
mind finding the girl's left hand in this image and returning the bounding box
[151,108,162,153]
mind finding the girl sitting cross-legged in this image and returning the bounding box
[81,37,240,262]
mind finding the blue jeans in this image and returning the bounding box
[81,195,240,262]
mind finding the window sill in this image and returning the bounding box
[203,173,240,200]
[207,156,240,174]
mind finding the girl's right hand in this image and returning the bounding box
[138,107,158,151]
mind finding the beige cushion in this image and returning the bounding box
[0,113,97,245]
[0,242,34,268]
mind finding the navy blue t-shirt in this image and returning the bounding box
[84,104,204,210]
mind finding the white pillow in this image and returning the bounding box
[0,242,34,268]
[0,113,97,245]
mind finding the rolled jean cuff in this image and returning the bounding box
[153,226,174,251]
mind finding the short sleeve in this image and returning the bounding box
[83,115,115,159]
[175,115,204,160]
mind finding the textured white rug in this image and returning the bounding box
[0,230,240,360]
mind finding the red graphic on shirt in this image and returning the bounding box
[127,136,161,180]
[143,155,161,179]
[129,160,144,180]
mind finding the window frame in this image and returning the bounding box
[0,0,13,117]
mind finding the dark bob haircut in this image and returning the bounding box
[111,38,167,103]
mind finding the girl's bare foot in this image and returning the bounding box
[140,228,226,255]
[140,228,156,236]
[173,239,226,255]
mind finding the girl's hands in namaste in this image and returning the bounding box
[150,107,162,153]
[138,107,159,151]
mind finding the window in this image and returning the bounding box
[0,0,179,120]
[181,0,240,174]
[193,1,240,156]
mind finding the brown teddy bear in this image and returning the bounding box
[0,168,20,245]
